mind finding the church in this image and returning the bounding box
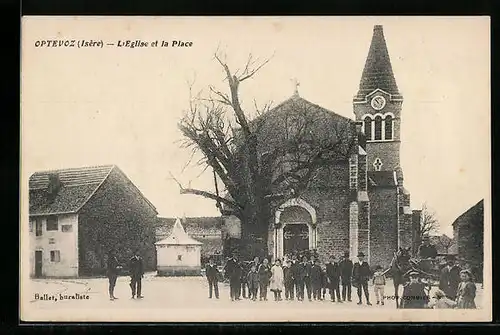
[222,25,419,269]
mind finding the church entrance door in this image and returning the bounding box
[283,223,309,255]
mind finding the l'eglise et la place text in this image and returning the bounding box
[117,40,193,48]
[34,293,90,302]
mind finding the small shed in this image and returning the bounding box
[155,218,203,276]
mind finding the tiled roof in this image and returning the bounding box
[368,171,397,187]
[29,165,114,216]
[256,95,352,126]
[355,25,400,99]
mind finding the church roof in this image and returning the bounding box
[255,94,351,125]
[368,171,397,187]
[155,218,203,246]
[355,25,400,99]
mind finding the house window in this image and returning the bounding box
[374,116,383,141]
[46,216,58,231]
[50,250,61,262]
[29,220,33,232]
[177,255,183,261]
[61,224,73,232]
[35,218,43,237]
[384,115,393,140]
[363,117,372,141]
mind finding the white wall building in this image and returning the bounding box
[155,218,202,276]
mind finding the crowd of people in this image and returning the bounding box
[204,248,478,309]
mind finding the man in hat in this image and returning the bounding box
[339,251,353,302]
[205,257,220,299]
[224,252,242,301]
[129,248,144,299]
[107,250,122,301]
[352,252,372,305]
[418,236,438,259]
[439,258,461,300]
[401,271,428,309]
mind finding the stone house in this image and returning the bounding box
[29,165,157,278]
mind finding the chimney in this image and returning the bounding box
[47,173,62,202]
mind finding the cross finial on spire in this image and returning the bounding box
[291,78,300,97]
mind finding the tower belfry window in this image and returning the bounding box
[374,116,383,141]
[384,115,393,140]
[363,117,372,141]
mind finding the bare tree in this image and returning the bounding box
[420,202,439,240]
[175,50,355,258]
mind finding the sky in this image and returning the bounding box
[21,16,490,237]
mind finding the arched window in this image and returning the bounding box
[363,117,372,141]
[374,115,383,141]
[384,114,393,140]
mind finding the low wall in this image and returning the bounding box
[157,266,202,277]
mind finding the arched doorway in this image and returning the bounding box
[274,198,317,260]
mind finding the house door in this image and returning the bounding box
[35,251,43,278]
[283,224,309,255]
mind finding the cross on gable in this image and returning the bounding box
[291,78,300,96]
[373,158,383,171]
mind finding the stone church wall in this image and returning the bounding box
[368,187,398,269]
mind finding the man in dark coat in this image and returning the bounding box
[401,271,429,309]
[439,259,461,300]
[283,260,295,300]
[352,252,372,305]
[304,256,313,301]
[339,251,353,302]
[205,257,220,299]
[326,255,342,302]
[129,249,144,299]
[224,253,242,301]
[293,256,307,301]
[107,250,121,301]
[418,236,438,259]
[449,261,461,300]
[310,258,323,300]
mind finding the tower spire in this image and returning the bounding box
[356,25,400,98]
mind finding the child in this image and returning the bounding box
[247,264,259,301]
[428,289,457,309]
[283,260,294,300]
[372,265,386,305]
[401,271,428,309]
[456,270,476,309]
[270,259,284,301]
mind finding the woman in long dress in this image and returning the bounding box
[270,259,285,301]
[456,270,477,309]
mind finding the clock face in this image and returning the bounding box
[371,95,386,111]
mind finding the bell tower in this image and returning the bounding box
[353,25,403,172]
